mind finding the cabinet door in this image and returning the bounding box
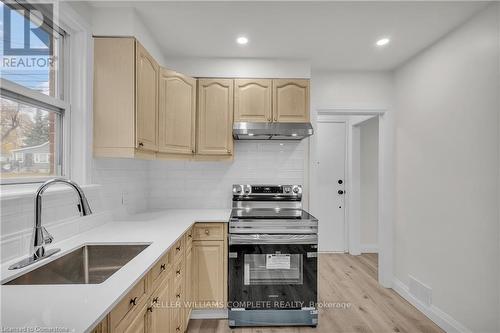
[192,240,225,307]
[272,79,310,123]
[234,79,272,122]
[158,69,196,154]
[197,79,233,155]
[114,303,149,333]
[150,277,170,333]
[136,40,159,151]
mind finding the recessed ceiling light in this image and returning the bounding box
[376,38,390,47]
[236,36,248,45]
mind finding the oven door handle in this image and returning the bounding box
[229,234,318,245]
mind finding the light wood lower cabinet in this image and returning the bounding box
[192,223,227,309]
[92,223,225,333]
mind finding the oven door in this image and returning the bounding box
[228,234,317,310]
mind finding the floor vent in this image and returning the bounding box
[408,275,432,306]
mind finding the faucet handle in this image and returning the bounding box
[42,227,54,244]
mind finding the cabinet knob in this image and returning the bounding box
[160,263,166,271]
[176,327,180,332]
[152,297,159,304]
[138,142,144,147]
[176,294,181,299]
[192,149,195,154]
[205,229,209,235]
[176,270,181,275]
[176,246,181,251]
[227,149,231,154]
[130,297,138,306]
[147,306,153,312]
[188,234,192,238]
[273,117,277,121]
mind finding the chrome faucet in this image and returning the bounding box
[9,178,92,270]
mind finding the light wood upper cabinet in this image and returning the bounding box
[93,37,158,159]
[136,41,159,151]
[234,79,272,122]
[197,79,234,155]
[158,68,196,155]
[272,79,310,123]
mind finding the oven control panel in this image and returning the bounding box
[232,184,302,197]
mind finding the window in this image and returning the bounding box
[34,153,49,163]
[1,1,67,184]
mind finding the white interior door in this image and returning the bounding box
[314,121,347,252]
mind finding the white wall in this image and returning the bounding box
[164,57,310,79]
[394,4,500,332]
[360,117,379,251]
[91,6,167,65]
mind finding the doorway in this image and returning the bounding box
[310,108,393,287]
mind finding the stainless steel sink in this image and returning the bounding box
[3,244,150,285]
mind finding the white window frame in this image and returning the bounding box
[1,1,93,186]
[34,153,49,164]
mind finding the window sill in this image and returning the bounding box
[0,183,102,201]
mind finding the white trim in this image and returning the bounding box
[392,278,473,333]
[190,309,228,319]
[317,107,386,116]
[312,107,394,288]
[0,79,69,111]
[360,244,379,253]
[57,3,93,185]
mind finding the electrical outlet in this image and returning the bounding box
[121,191,129,206]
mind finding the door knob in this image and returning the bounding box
[338,190,344,195]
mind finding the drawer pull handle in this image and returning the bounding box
[152,297,159,304]
[176,270,181,275]
[205,229,209,235]
[130,297,138,306]
[160,264,166,271]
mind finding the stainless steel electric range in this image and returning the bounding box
[228,184,319,328]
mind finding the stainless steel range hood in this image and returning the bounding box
[233,122,314,140]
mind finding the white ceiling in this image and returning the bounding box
[91,1,487,71]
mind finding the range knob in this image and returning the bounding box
[244,186,251,194]
[284,187,291,194]
[233,185,242,194]
[292,186,300,194]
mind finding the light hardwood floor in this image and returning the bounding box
[187,254,444,333]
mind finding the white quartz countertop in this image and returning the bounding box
[0,209,230,333]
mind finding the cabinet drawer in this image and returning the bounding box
[172,237,185,263]
[149,250,171,291]
[110,277,147,329]
[193,223,225,241]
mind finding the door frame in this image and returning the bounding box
[311,107,393,288]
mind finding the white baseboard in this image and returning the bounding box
[360,244,378,253]
[190,309,228,319]
[392,278,472,333]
